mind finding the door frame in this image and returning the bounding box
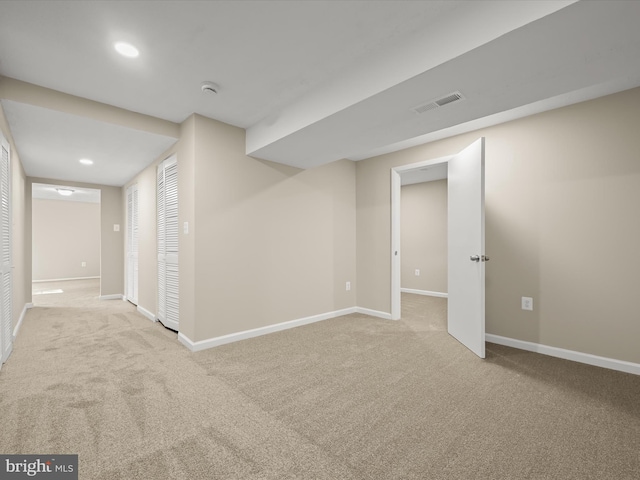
[391,155,453,320]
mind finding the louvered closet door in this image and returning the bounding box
[126,184,139,305]
[0,135,12,364]
[157,156,179,331]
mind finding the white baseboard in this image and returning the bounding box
[354,307,393,320]
[179,307,358,352]
[486,334,640,376]
[33,276,100,283]
[12,302,33,340]
[137,305,157,323]
[99,294,124,301]
[401,288,448,298]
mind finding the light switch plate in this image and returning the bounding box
[113,224,120,232]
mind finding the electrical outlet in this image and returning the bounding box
[521,296,533,311]
[81,262,86,267]
[346,281,351,291]
[415,269,420,276]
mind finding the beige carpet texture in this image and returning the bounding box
[1,279,639,479]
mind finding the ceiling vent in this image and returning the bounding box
[411,91,465,114]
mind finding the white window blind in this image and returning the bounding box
[157,156,179,331]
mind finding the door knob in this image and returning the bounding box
[470,255,480,262]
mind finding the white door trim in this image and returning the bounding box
[391,155,453,320]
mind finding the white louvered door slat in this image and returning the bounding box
[0,134,12,364]
[126,184,139,305]
[126,187,132,300]
[132,186,139,304]
[163,161,179,329]
[157,165,166,322]
[157,156,178,331]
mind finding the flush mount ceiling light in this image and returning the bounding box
[201,81,220,95]
[56,188,75,196]
[79,158,93,165]
[114,42,139,58]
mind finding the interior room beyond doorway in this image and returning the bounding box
[401,178,448,298]
[31,183,101,307]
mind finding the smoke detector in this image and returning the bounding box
[201,81,219,95]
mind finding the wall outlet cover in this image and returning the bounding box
[521,296,533,311]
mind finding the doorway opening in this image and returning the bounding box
[391,138,486,357]
[391,156,451,320]
[400,168,449,297]
[31,183,101,307]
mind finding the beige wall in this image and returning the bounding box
[28,178,122,297]
[192,115,356,341]
[0,101,29,333]
[177,116,196,340]
[32,198,100,281]
[356,87,640,364]
[124,114,357,343]
[401,180,447,293]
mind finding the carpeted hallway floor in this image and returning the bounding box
[1,279,639,479]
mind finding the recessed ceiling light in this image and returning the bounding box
[56,188,75,197]
[114,42,139,58]
[79,158,93,165]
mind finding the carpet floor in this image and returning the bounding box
[0,279,638,479]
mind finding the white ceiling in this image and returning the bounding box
[1,100,176,186]
[32,183,101,204]
[0,0,476,126]
[1,0,639,185]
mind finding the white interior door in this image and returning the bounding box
[126,184,139,305]
[157,156,179,331]
[447,138,486,358]
[0,133,12,364]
